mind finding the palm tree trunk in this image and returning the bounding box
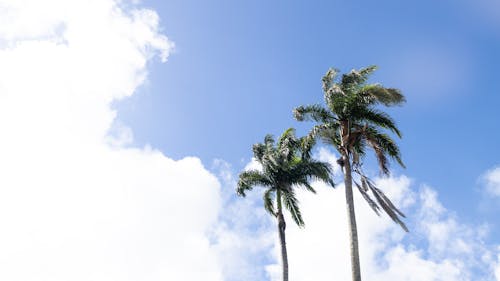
[340,120,362,281]
[343,153,361,281]
[277,190,289,281]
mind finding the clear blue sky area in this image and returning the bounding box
[116,0,500,238]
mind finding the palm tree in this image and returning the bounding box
[294,66,407,281]
[237,128,334,281]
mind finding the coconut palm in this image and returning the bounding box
[237,128,334,281]
[294,66,407,281]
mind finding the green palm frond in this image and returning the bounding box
[281,188,304,227]
[293,104,335,123]
[305,123,341,151]
[299,134,316,159]
[263,189,276,216]
[237,170,272,196]
[363,126,405,171]
[322,68,339,93]
[278,128,300,161]
[300,160,335,187]
[351,107,401,137]
[295,181,316,193]
[340,65,377,93]
[253,135,274,163]
[358,84,405,106]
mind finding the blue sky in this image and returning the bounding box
[1,0,499,280]
[118,0,500,231]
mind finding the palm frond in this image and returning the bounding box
[352,108,402,138]
[340,65,377,93]
[288,159,335,188]
[293,104,335,123]
[253,135,274,163]
[237,170,272,196]
[363,126,405,171]
[356,173,408,232]
[322,68,339,93]
[263,189,276,216]
[281,188,304,227]
[358,84,405,106]
[369,184,408,232]
[354,180,380,216]
[300,134,316,160]
[296,181,316,193]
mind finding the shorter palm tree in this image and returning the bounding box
[237,128,334,281]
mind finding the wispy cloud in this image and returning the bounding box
[480,166,500,198]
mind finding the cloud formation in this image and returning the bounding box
[481,166,500,197]
[0,1,225,280]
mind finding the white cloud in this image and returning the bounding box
[211,159,276,281]
[481,166,500,197]
[0,1,226,280]
[496,252,500,280]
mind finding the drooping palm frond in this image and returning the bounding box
[293,180,316,194]
[362,126,405,172]
[263,188,276,216]
[281,188,304,227]
[288,159,335,188]
[353,170,408,232]
[351,107,402,137]
[354,179,380,216]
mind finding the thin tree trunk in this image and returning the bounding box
[343,152,361,281]
[340,120,362,281]
[277,190,289,281]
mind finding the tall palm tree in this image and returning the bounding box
[294,66,407,281]
[237,128,334,281]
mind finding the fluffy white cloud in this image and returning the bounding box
[262,149,499,281]
[210,159,276,281]
[481,166,500,197]
[0,1,226,280]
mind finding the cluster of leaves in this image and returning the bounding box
[294,65,408,231]
[237,128,334,227]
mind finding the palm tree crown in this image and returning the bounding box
[294,65,408,230]
[237,128,334,226]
